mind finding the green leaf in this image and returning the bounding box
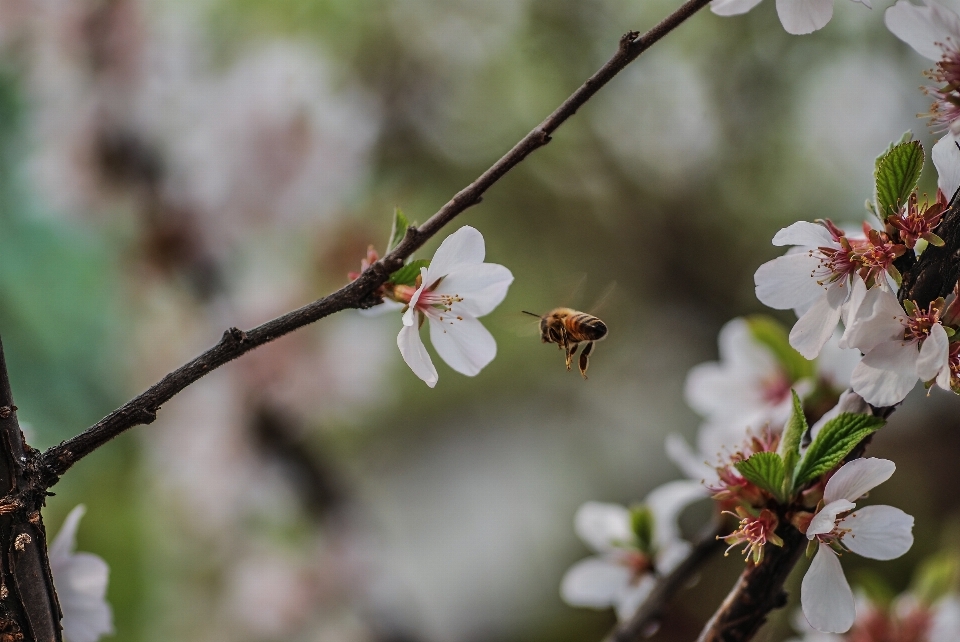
[875,139,924,219]
[874,131,914,175]
[630,505,655,554]
[792,413,885,490]
[779,390,806,491]
[735,452,786,501]
[387,207,411,253]
[388,259,431,286]
[745,316,814,382]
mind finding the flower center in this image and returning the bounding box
[902,300,942,344]
[722,509,782,564]
[760,370,792,406]
[925,42,960,134]
[614,549,653,583]
[851,228,905,287]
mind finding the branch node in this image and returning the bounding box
[140,408,158,424]
[222,327,246,344]
[621,30,641,49]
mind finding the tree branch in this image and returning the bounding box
[38,0,711,484]
[604,523,725,642]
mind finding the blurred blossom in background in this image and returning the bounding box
[2,1,960,641]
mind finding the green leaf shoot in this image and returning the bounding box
[875,140,924,219]
[388,259,431,286]
[735,452,786,502]
[387,206,411,253]
[779,390,806,493]
[745,316,814,382]
[630,505,655,554]
[792,413,885,490]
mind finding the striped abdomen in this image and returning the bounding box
[562,311,607,342]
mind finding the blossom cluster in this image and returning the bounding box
[755,140,960,407]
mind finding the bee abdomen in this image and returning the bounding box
[566,313,607,341]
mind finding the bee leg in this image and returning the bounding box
[565,342,579,371]
[578,341,594,379]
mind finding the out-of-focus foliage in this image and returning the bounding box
[1,0,958,641]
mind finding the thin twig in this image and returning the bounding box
[604,523,725,642]
[38,0,712,483]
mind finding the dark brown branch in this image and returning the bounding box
[38,0,711,484]
[0,339,62,641]
[604,523,725,642]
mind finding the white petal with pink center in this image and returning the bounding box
[560,483,704,621]
[844,288,951,405]
[395,226,513,387]
[49,506,114,642]
[755,221,867,359]
[800,459,914,633]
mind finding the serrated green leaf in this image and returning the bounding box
[387,207,410,253]
[876,140,924,219]
[630,505,655,554]
[735,452,786,501]
[874,131,914,175]
[779,390,806,491]
[792,413,885,489]
[388,259,430,286]
[745,316,814,382]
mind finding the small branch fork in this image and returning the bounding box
[37,0,713,484]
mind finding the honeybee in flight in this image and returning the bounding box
[523,308,608,378]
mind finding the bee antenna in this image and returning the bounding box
[521,310,542,318]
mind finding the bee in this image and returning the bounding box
[523,308,608,378]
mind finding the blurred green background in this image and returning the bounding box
[0,0,958,640]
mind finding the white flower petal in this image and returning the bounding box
[397,323,438,387]
[917,323,950,382]
[718,317,781,375]
[574,502,633,552]
[841,505,914,560]
[885,0,960,61]
[711,0,765,14]
[790,281,847,359]
[937,355,953,391]
[560,557,631,608]
[839,277,869,340]
[358,299,406,318]
[645,480,708,550]
[824,458,896,504]
[772,221,836,248]
[807,500,856,537]
[776,0,835,35]
[817,332,862,390]
[840,287,905,354]
[655,540,693,575]
[933,134,960,199]
[851,339,921,406]
[403,280,428,326]
[930,596,960,642]
[615,575,656,621]
[801,544,856,633]
[424,226,486,281]
[428,313,496,376]
[49,506,114,642]
[665,434,715,482]
[437,264,514,318]
[755,252,828,310]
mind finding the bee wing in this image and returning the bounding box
[510,311,543,337]
[588,281,617,315]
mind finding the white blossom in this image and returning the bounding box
[754,221,879,359]
[801,459,914,633]
[396,226,513,387]
[841,287,951,406]
[49,506,114,642]
[886,0,960,197]
[711,0,868,35]
[560,481,705,621]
